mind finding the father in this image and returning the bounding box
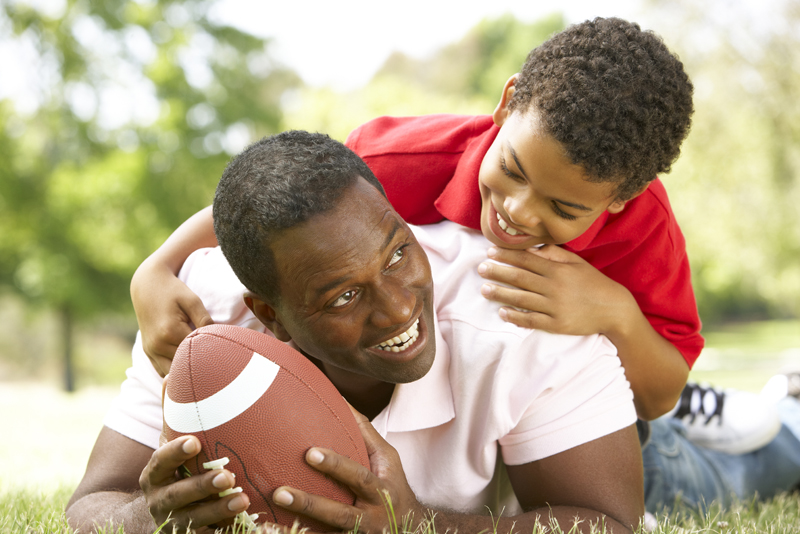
[66,131,643,533]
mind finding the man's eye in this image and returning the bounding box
[331,290,357,308]
[388,247,405,267]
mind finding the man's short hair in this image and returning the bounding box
[213,130,385,304]
[509,17,694,200]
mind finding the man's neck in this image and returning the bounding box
[306,356,395,420]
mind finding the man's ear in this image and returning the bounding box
[243,293,292,342]
[606,184,650,214]
[492,74,519,128]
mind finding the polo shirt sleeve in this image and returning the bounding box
[103,332,164,450]
[103,247,260,450]
[499,334,637,465]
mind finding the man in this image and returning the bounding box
[66,131,643,533]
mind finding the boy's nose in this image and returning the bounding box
[505,197,541,229]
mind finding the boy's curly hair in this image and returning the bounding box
[509,17,694,200]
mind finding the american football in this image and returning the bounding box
[164,324,370,530]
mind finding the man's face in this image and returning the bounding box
[478,110,627,250]
[266,177,436,385]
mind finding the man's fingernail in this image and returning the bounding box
[480,284,492,296]
[478,263,487,274]
[487,247,498,257]
[212,472,229,489]
[307,449,324,465]
[274,489,293,506]
[228,495,247,511]
[182,438,198,455]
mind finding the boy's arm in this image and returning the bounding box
[478,245,690,420]
[271,414,643,534]
[131,205,217,375]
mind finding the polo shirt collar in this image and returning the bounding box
[370,310,454,435]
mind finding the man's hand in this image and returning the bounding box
[139,435,249,532]
[270,409,428,532]
[131,258,213,376]
[478,245,635,336]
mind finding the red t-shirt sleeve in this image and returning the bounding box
[345,115,491,225]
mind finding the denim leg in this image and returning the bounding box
[642,404,800,513]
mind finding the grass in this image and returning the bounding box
[3,485,800,533]
[1,319,798,533]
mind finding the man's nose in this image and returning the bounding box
[370,281,414,329]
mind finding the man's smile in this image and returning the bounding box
[374,318,420,352]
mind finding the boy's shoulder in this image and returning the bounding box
[345,114,495,157]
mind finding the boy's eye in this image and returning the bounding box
[552,202,577,221]
[387,247,405,268]
[331,290,358,308]
[500,156,525,182]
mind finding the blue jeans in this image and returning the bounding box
[642,397,800,512]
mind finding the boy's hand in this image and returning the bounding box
[478,245,635,336]
[271,407,428,533]
[131,259,213,376]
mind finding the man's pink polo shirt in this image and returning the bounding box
[346,114,704,367]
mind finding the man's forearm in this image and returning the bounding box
[66,490,157,534]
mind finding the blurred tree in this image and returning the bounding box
[0,0,299,390]
[644,0,800,323]
[284,13,565,141]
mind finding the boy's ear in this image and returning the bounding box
[243,293,292,342]
[492,74,519,128]
[606,184,650,214]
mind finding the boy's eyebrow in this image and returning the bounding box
[507,142,593,212]
[312,218,402,300]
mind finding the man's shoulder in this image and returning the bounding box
[345,114,494,158]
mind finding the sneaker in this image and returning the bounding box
[670,382,782,455]
[761,370,800,404]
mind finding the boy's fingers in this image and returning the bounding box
[498,307,554,331]
[480,283,550,314]
[180,295,215,329]
[488,248,547,272]
[527,244,582,263]
[478,261,548,293]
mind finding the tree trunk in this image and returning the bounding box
[62,305,75,392]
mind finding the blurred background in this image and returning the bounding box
[0,0,798,494]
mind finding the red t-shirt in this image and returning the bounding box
[346,114,704,367]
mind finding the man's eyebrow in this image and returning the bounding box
[507,142,592,212]
[314,274,352,300]
[381,218,401,253]
[312,217,402,300]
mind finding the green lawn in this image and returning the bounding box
[1,320,799,533]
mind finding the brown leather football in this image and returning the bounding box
[164,324,369,530]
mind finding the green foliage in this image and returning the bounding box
[649,0,800,323]
[0,0,300,320]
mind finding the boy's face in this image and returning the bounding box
[479,107,628,250]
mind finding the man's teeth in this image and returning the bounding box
[496,213,525,236]
[376,319,420,352]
